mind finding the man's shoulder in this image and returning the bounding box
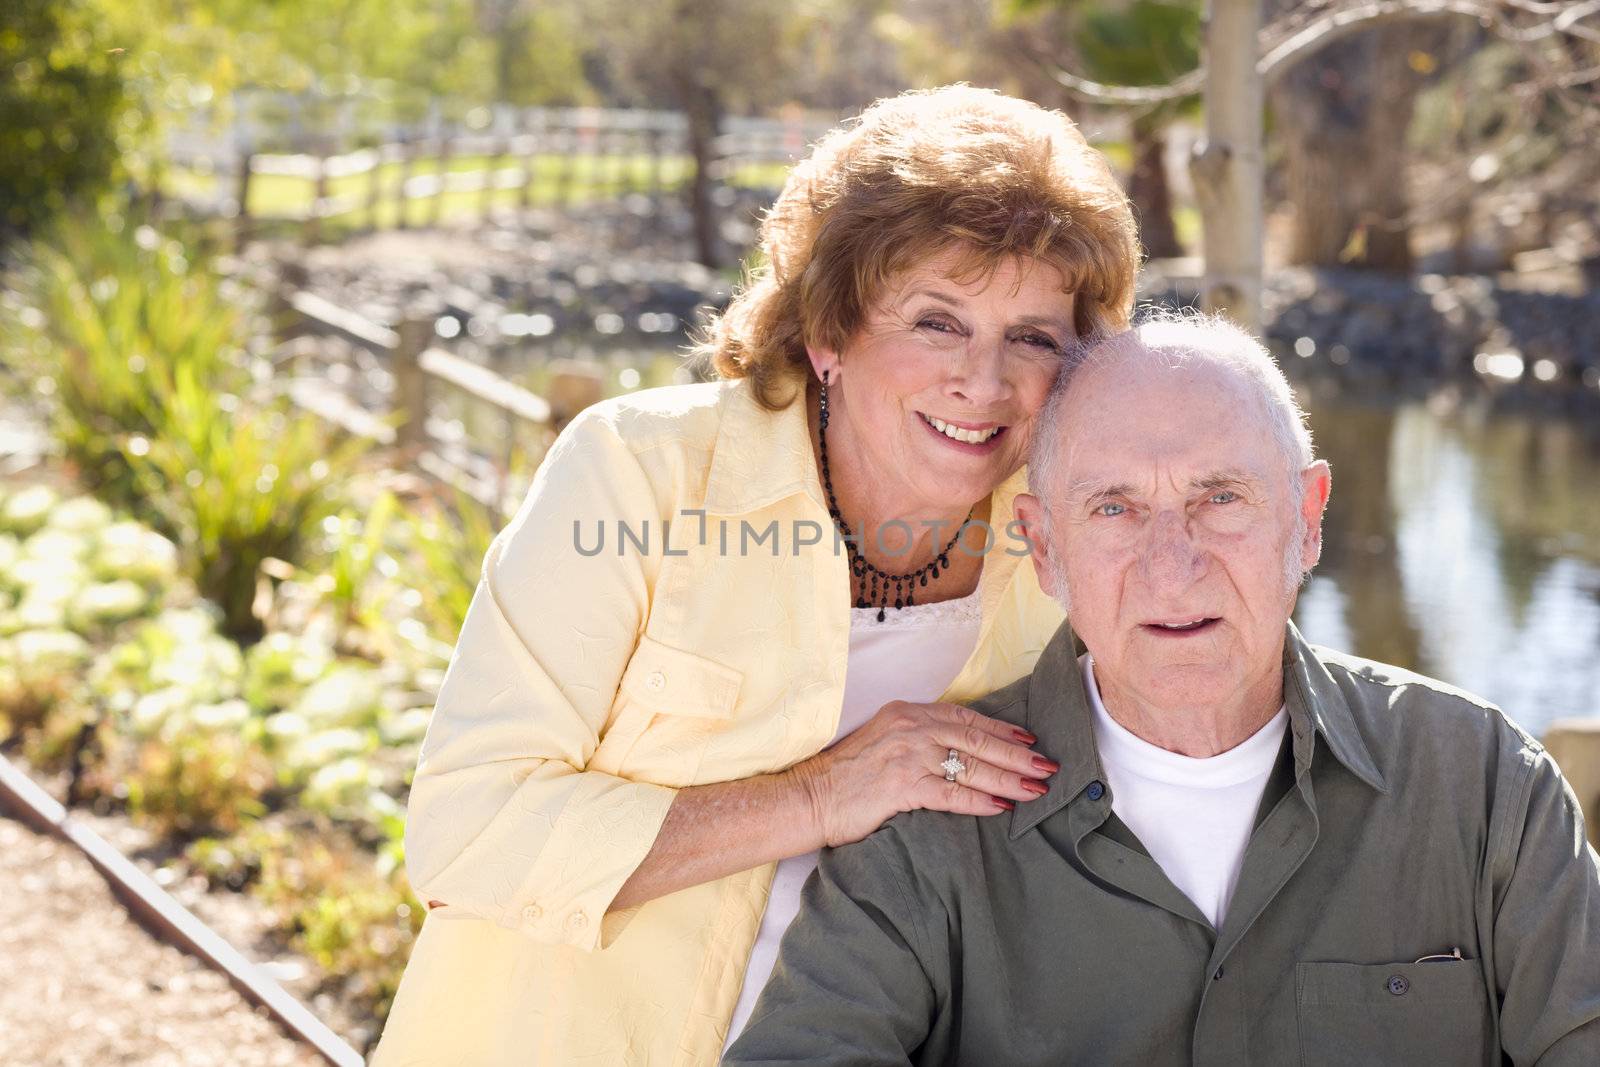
[965,674,1034,729]
[1309,643,1542,761]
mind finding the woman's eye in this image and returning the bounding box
[1209,491,1238,505]
[917,317,958,334]
[1018,333,1059,351]
[1096,502,1126,517]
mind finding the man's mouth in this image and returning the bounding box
[1141,617,1221,637]
[918,412,1007,447]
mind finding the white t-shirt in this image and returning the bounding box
[721,590,983,1050]
[1082,653,1287,930]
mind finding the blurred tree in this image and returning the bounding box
[1266,3,1447,272]
[585,0,799,268]
[0,0,136,242]
[1059,0,1201,258]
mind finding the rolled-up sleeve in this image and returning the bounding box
[402,408,678,951]
[1492,747,1600,1064]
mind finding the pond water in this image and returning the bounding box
[1293,388,1600,740]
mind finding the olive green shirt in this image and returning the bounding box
[725,623,1600,1066]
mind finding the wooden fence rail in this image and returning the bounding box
[253,262,599,521]
[170,106,833,242]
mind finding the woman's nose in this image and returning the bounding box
[946,340,1010,408]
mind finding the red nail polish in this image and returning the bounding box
[1032,756,1061,775]
[1014,729,1039,745]
[1021,778,1050,796]
[993,797,1016,811]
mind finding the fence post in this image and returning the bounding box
[234,151,255,250]
[1545,719,1600,850]
[429,136,454,227]
[395,137,414,230]
[304,150,328,245]
[393,316,433,452]
[482,135,504,223]
[270,260,310,345]
[366,147,385,232]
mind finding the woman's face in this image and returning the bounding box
[812,248,1075,515]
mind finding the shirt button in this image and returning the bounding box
[1085,780,1106,802]
[567,910,589,930]
[645,670,666,692]
[1386,974,1410,996]
[521,903,542,924]
[1213,967,1224,981]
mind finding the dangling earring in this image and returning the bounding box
[818,368,830,429]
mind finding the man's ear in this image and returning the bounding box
[1013,492,1060,597]
[1298,460,1332,572]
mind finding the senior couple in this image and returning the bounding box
[372,86,1600,1065]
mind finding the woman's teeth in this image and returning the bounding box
[922,413,1002,444]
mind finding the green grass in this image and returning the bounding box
[165,153,794,232]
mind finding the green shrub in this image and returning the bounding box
[400,487,499,645]
[129,362,371,643]
[6,215,245,510]
[0,1,133,240]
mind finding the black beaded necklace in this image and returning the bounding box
[817,373,971,622]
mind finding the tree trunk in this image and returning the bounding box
[1193,0,1264,332]
[1272,27,1433,272]
[678,79,723,270]
[1130,119,1182,259]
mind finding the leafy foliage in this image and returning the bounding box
[0,0,134,239]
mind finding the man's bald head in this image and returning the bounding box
[1030,312,1315,507]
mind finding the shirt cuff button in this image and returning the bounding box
[646,671,666,692]
[567,910,589,930]
[522,903,543,924]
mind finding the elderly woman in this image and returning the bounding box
[371,85,1137,1065]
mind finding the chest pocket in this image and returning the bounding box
[1296,959,1493,1066]
[595,634,745,786]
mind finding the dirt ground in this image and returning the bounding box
[0,813,322,1067]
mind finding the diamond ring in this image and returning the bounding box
[941,749,967,782]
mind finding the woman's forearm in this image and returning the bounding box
[610,764,825,912]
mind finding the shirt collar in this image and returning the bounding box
[1009,620,1387,840]
[702,377,826,516]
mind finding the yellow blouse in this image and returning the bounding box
[371,377,1064,1066]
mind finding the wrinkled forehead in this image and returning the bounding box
[1054,350,1283,491]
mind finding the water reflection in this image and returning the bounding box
[1296,392,1600,738]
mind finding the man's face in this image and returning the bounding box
[1020,353,1330,718]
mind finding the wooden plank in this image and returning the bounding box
[288,291,400,355]
[0,754,364,1067]
[419,347,552,426]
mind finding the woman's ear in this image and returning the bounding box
[804,343,840,384]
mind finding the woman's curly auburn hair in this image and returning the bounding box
[701,85,1140,411]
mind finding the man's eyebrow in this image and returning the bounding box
[1191,469,1267,491]
[1063,478,1135,502]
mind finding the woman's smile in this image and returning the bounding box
[916,411,1009,453]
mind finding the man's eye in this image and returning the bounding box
[1209,491,1238,505]
[1096,502,1126,517]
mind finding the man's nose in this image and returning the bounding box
[1138,512,1207,589]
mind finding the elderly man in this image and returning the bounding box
[724,315,1600,1066]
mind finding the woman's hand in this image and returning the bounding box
[788,700,1059,849]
